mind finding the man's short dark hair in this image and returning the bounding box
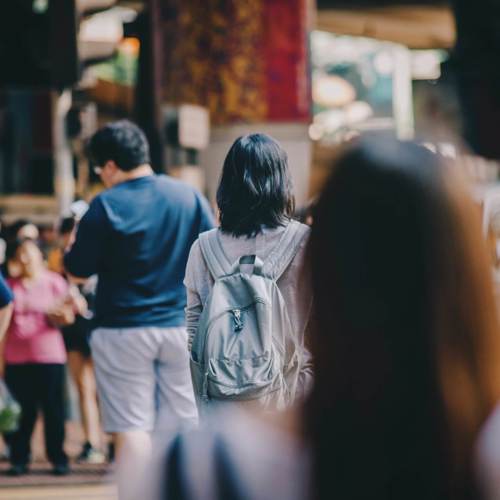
[216,134,295,237]
[87,120,151,172]
[59,216,76,236]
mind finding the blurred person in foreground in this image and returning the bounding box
[63,120,214,499]
[2,238,84,476]
[158,138,500,500]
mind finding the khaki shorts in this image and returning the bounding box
[90,326,198,433]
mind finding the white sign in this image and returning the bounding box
[178,104,210,150]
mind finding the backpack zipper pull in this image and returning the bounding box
[232,309,243,332]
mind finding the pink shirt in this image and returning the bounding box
[5,271,68,364]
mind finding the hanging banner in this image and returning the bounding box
[162,0,311,124]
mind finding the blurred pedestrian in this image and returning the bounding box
[0,273,14,461]
[53,216,104,464]
[0,221,7,266]
[3,238,83,476]
[479,189,500,295]
[7,219,39,243]
[160,138,500,500]
[3,220,40,279]
[47,217,73,275]
[0,273,13,339]
[63,120,214,499]
[38,222,58,260]
[185,134,312,413]
[294,197,316,226]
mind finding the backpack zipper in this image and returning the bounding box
[232,309,243,332]
[203,298,266,335]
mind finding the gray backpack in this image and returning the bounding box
[190,221,309,410]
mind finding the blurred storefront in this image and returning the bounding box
[0,1,140,221]
[310,2,457,196]
[0,0,499,220]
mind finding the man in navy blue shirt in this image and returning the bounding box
[64,120,214,496]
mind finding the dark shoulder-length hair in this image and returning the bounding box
[216,134,295,237]
[306,137,500,500]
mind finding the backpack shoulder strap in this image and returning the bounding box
[198,229,232,280]
[262,220,310,280]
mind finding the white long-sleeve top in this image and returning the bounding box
[183,224,313,397]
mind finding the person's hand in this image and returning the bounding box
[47,305,75,327]
[67,286,88,316]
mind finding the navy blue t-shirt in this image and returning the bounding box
[0,273,13,308]
[64,175,215,328]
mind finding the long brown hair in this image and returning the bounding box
[306,138,500,500]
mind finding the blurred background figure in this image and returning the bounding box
[47,217,75,275]
[161,138,500,500]
[294,198,316,226]
[0,273,12,339]
[52,215,104,465]
[38,222,59,260]
[0,221,7,267]
[8,220,39,243]
[0,273,13,463]
[3,220,40,279]
[47,200,89,274]
[2,238,83,476]
[480,189,500,291]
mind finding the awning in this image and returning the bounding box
[316,6,455,49]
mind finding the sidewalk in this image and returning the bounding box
[0,419,114,497]
[0,484,116,500]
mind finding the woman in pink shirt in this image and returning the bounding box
[3,238,81,476]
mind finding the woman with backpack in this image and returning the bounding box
[158,137,500,500]
[184,133,313,412]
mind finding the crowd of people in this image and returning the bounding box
[0,213,105,475]
[0,119,499,500]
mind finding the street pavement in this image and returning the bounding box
[0,484,116,499]
[0,419,114,499]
